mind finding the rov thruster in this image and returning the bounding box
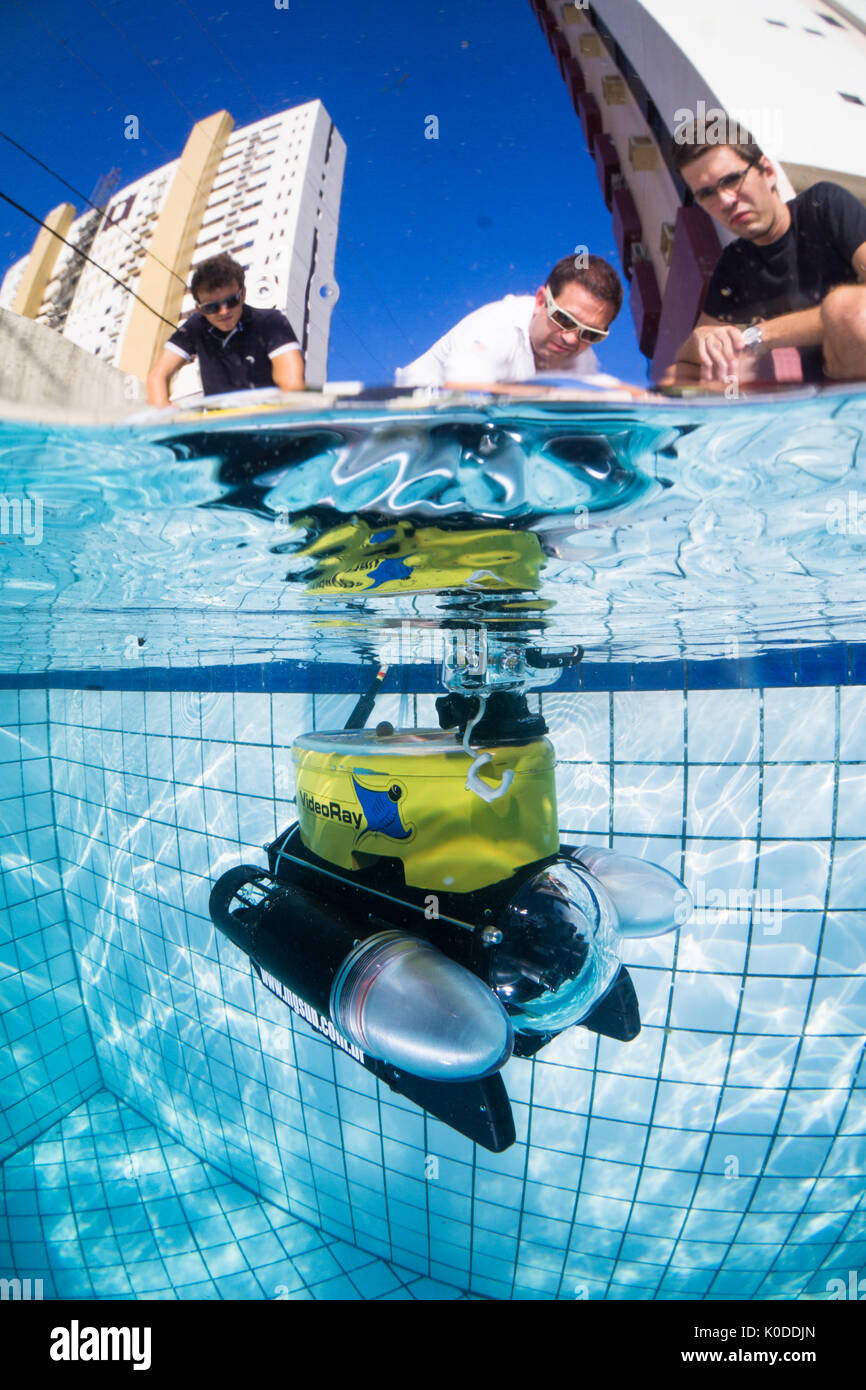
[209,642,692,1152]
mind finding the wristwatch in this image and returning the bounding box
[740,325,764,352]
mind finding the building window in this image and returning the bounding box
[628,135,659,171]
[840,91,865,104]
[803,26,824,34]
[765,18,788,26]
[819,11,845,25]
[104,194,136,226]
[602,74,628,105]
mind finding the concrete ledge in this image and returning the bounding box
[0,308,145,414]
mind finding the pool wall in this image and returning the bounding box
[0,689,101,1163]
[2,674,865,1299]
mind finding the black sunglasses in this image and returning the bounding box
[196,291,243,315]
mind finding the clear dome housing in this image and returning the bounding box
[492,860,623,1034]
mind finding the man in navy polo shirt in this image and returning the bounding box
[146,253,304,405]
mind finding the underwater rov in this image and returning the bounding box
[209,645,692,1153]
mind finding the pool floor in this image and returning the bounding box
[0,1091,472,1300]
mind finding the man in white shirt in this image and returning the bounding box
[395,254,623,388]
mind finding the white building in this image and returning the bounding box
[0,100,346,392]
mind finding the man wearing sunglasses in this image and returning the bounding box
[665,126,866,386]
[146,253,304,405]
[395,255,623,388]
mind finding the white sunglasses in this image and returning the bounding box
[544,286,609,344]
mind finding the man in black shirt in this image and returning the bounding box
[146,253,304,405]
[664,128,866,386]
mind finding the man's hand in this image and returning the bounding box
[686,323,758,382]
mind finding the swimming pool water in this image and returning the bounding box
[3,389,866,673]
[2,674,865,1300]
[2,393,865,1301]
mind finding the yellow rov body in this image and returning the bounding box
[292,728,558,894]
[299,519,544,595]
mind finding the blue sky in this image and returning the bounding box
[0,0,648,383]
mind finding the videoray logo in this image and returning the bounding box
[298,787,362,829]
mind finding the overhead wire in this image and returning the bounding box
[8,0,402,379]
[0,129,187,290]
[0,190,180,331]
[11,0,175,162]
[325,310,391,379]
[10,0,217,208]
[337,241,407,343]
[174,0,269,119]
[84,0,198,121]
[171,0,406,364]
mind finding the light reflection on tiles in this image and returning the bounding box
[1,683,865,1300]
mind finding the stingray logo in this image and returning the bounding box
[362,556,415,589]
[352,773,413,842]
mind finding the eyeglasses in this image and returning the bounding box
[544,286,609,343]
[692,156,760,206]
[196,291,243,315]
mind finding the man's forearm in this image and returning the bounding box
[146,372,171,407]
[673,307,824,377]
[758,306,824,352]
[271,349,305,391]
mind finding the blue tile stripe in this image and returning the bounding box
[0,641,862,693]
